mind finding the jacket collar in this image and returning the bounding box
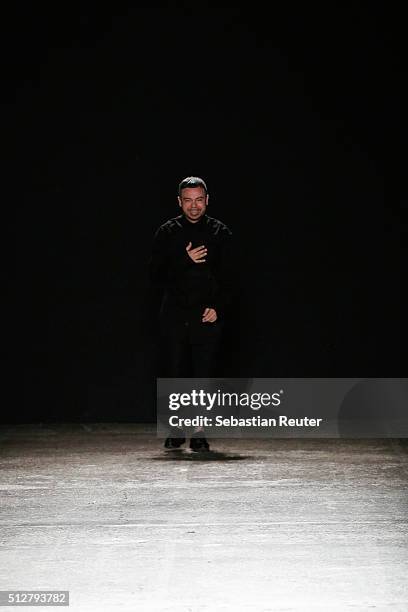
[179,213,207,227]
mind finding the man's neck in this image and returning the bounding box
[183,214,205,224]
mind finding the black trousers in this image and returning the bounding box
[159,307,222,378]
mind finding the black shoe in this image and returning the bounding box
[164,431,186,449]
[189,435,210,452]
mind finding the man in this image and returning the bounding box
[150,176,233,451]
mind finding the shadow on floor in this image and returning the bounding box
[151,449,251,461]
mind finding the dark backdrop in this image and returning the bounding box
[7,4,407,422]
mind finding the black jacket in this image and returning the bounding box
[149,213,233,320]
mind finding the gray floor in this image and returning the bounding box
[0,424,407,611]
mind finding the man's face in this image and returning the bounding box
[178,187,208,223]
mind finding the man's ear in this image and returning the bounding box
[206,195,209,206]
[178,196,182,208]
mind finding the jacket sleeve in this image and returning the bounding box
[149,226,168,290]
[149,225,195,294]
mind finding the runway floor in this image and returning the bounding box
[0,424,407,611]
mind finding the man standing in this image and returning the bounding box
[150,176,233,451]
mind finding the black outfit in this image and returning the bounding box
[150,213,233,377]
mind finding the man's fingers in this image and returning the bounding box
[202,308,217,322]
[186,243,208,263]
[190,250,207,262]
[191,247,207,255]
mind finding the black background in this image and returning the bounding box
[7,3,407,422]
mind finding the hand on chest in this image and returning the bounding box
[174,232,220,264]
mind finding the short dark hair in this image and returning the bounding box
[178,176,208,196]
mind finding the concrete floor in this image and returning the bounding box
[0,425,407,611]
